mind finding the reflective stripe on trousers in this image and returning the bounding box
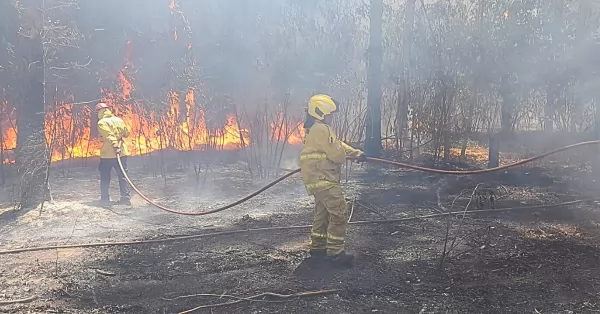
[311,232,327,239]
[327,233,345,241]
[309,185,348,255]
[305,181,337,192]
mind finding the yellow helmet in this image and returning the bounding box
[307,94,339,120]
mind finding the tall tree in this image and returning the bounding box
[544,0,565,132]
[395,0,416,159]
[14,0,50,208]
[9,0,80,208]
[365,0,383,157]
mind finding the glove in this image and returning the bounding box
[114,140,123,155]
[355,154,367,163]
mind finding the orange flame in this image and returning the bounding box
[0,41,303,164]
[45,103,101,162]
[0,99,17,164]
[3,128,16,152]
[119,71,132,101]
[98,71,252,156]
[270,116,304,145]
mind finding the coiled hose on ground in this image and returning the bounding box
[116,140,600,216]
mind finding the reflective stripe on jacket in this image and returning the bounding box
[97,109,130,158]
[299,121,362,195]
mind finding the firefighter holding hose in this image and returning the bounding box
[300,94,366,268]
[96,102,131,207]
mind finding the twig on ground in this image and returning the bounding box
[497,185,510,200]
[177,289,340,313]
[0,295,37,305]
[355,201,387,220]
[162,292,283,303]
[424,202,444,214]
[449,189,471,211]
[94,269,116,276]
[451,245,479,259]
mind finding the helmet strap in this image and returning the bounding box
[303,113,316,130]
[315,107,324,119]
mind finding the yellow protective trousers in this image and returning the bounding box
[309,184,348,256]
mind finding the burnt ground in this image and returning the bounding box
[2,154,600,313]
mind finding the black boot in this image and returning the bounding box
[293,250,327,275]
[306,249,327,267]
[326,251,355,269]
[309,249,326,259]
[117,198,131,206]
[99,199,111,208]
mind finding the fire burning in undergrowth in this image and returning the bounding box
[0,70,305,164]
[0,32,305,164]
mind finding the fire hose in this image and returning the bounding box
[0,141,597,256]
[116,140,600,216]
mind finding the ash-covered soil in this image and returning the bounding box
[2,155,600,313]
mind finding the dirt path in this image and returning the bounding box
[2,163,600,313]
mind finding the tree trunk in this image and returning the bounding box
[395,0,415,159]
[0,110,5,185]
[443,129,450,164]
[442,83,454,164]
[487,133,499,168]
[16,28,50,208]
[544,84,556,132]
[464,0,485,161]
[461,88,476,161]
[544,0,564,132]
[395,87,406,158]
[500,76,514,134]
[179,90,187,124]
[488,75,513,168]
[365,0,383,157]
[594,98,600,176]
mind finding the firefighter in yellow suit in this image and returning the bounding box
[96,102,131,207]
[300,94,366,268]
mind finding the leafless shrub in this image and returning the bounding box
[437,183,502,270]
[237,98,302,180]
[16,128,52,209]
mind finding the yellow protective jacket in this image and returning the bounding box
[97,109,130,158]
[300,121,363,195]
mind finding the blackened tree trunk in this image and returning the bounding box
[544,0,564,132]
[545,81,557,132]
[489,74,514,168]
[463,0,485,162]
[179,90,187,123]
[395,0,415,159]
[594,97,600,177]
[461,84,476,161]
[500,76,514,134]
[365,0,383,157]
[487,134,500,169]
[0,3,15,186]
[442,85,455,164]
[15,0,51,208]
